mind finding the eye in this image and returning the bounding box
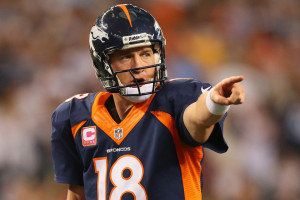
[121,54,131,60]
[141,51,153,57]
[142,53,150,57]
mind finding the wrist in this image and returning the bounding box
[206,89,230,115]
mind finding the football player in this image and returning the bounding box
[51,4,245,200]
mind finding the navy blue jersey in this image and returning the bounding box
[51,79,228,200]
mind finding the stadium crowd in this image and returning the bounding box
[0,0,299,199]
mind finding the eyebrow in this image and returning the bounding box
[140,49,153,53]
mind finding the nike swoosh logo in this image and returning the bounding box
[201,86,212,93]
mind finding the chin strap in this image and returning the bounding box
[123,83,154,102]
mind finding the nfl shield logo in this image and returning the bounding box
[114,128,123,140]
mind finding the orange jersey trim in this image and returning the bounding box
[118,4,133,27]
[151,111,203,200]
[71,120,87,139]
[92,92,155,145]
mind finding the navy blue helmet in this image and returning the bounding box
[89,4,167,97]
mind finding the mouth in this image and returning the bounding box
[130,78,146,87]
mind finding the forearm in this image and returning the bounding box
[183,91,225,143]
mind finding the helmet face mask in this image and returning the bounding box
[89,4,167,97]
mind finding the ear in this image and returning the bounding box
[152,43,161,64]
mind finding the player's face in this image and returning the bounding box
[109,46,155,87]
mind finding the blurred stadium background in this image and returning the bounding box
[0,0,299,199]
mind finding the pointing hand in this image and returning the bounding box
[210,76,245,105]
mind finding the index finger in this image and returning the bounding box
[222,76,244,86]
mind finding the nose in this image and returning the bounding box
[132,54,144,74]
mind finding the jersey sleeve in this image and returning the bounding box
[51,102,84,185]
[169,79,228,153]
[178,108,228,153]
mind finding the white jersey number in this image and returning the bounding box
[94,155,147,200]
[65,93,89,102]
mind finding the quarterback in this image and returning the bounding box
[51,4,245,200]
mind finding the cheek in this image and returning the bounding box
[111,62,122,72]
[145,67,155,77]
[116,72,132,84]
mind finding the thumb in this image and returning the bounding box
[210,89,230,105]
